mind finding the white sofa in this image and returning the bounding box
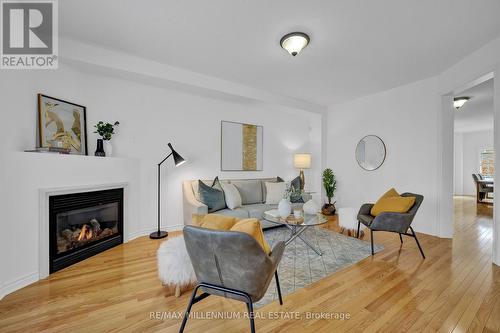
[182,178,311,229]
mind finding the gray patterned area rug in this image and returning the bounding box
[254,226,383,308]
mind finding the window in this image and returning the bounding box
[480,149,495,177]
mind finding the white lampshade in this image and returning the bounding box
[294,154,311,169]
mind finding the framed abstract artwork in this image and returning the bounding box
[37,94,88,155]
[221,121,263,171]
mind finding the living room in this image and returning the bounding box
[1,1,500,332]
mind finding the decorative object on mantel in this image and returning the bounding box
[94,139,105,157]
[157,235,196,297]
[294,153,311,191]
[221,120,263,171]
[37,94,88,155]
[322,168,337,215]
[151,143,186,239]
[94,121,120,157]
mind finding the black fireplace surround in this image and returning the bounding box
[49,188,123,273]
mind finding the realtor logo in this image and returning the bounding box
[1,0,58,69]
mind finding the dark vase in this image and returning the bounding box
[95,139,105,157]
[322,201,336,215]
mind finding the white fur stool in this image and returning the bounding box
[338,207,365,238]
[157,235,197,297]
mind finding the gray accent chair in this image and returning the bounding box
[180,225,285,333]
[472,174,494,203]
[356,193,425,259]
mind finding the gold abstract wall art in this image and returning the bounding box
[38,94,88,155]
[221,121,263,171]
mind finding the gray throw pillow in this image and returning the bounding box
[290,176,304,203]
[198,177,226,212]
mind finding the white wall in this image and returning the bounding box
[327,77,441,235]
[454,130,494,195]
[454,133,464,195]
[0,63,322,298]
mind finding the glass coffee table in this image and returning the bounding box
[263,211,328,256]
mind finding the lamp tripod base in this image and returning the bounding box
[149,230,168,239]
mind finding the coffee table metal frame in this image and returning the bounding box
[263,213,327,256]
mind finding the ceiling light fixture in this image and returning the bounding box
[453,97,471,110]
[280,32,310,56]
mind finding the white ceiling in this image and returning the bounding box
[60,0,500,107]
[454,79,494,133]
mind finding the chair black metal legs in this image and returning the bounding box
[357,221,361,239]
[275,271,283,305]
[399,233,403,244]
[409,226,425,259]
[179,279,284,333]
[179,285,208,333]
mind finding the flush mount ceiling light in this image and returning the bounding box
[280,32,310,56]
[453,96,471,110]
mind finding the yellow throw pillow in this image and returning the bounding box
[199,214,237,230]
[370,188,400,216]
[371,196,416,217]
[230,218,271,254]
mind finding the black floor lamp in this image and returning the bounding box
[150,143,186,239]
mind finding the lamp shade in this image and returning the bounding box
[168,143,186,166]
[294,154,311,169]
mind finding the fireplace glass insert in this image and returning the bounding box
[49,188,123,273]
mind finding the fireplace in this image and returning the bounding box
[49,188,123,273]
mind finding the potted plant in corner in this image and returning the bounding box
[322,168,337,215]
[94,121,119,157]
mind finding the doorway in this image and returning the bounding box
[439,72,498,265]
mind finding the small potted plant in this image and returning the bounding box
[322,168,337,215]
[94,121,119,157]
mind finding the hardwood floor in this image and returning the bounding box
[0,196,498,332]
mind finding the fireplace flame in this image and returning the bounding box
[77,225,94,241]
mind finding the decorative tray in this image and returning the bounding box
[280,215,304,225]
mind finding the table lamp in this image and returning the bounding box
[294,153,311,191]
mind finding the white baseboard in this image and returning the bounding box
[0,272,39,301]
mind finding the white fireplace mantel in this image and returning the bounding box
[1,152,141,300]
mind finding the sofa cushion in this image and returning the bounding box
[241,203,269,219]
[264,182,286,204]
[290,176,304,203]
[213,208,250,219]
[198,179,226,213]
[262,177,283,203]
[230,180,263,205]
[221,183,242,210]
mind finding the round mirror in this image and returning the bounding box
[355,135,386,171]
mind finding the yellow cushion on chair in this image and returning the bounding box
[199,214,237,230]
[230,218,272,254]
[371,188,415,217]
[370,188,400,216]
